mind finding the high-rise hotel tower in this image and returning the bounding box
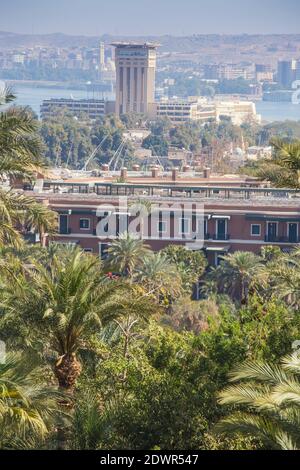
[112,42,158,115]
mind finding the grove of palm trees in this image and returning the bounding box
[2,87,300,453]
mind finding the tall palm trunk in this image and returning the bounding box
[54,353,82,450]
[241,276,248,305]
[39,228,46,247]
[54,353,82,392]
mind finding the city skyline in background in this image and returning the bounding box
[0,0,300,36]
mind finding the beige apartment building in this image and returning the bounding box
[214,100,261,125]
[149,99,200,123]
[112,42,158,115]
[148,97,260,126]
[149,98,216,124]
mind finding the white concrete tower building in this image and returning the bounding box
[112,42,158,115]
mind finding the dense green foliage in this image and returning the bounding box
[40,110,135,169]
[36,98,300,173]
[217,353,300,450]
[141,118,300,175]
[0,88,57,247]
[2,240,300,450]
[247,139,300,189]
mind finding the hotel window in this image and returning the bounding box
[266,222,278,242]
[179,218,190,235]
[59,214,69,234]
[288,223,298,243]
[215,219,227,240]
[80,218,90,230]
[158,221,167,234]
[251,224,261,236]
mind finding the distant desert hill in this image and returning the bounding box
[1,31,300,64]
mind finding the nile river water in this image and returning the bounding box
[3,82,300,123]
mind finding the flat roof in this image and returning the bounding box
[44,176,259,186]
[26,191,300,209]
[111,42,159,49]
[41,98,105,103]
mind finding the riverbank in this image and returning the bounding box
[3,79,112,92]
[2,81,300,122]
[6,83,114,115]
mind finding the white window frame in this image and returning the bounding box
[251,224,261,237]
[179,217,190,235]
[287,222,299,239]
[157,220,167,234]
[79,218,90,230]
[266,221,278,238]
[59,214,69,233]
[215,219,228,237]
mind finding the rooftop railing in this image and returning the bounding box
[264,235,300,243]
[41,180,300,202]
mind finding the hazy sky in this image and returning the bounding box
[1,0,300,36]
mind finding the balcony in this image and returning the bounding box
[59,227,72,235]
[265,235,300,244]
[213,234,230,241]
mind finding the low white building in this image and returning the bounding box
[149,97,216,124]
[149,97,260,126]
[215,100,261,125]
[246,146,272,160]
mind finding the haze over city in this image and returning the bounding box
[0,0,300,36]
[2,0,300,459]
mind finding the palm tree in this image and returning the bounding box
[216,354,300,450]
[0,190,57,248]
[254,139,300,189]
[254,248,300,307]
[34,249,129,391]
[105,231,151,277]
[71,390,105,450]
[0,87,45,179]
[0,87,57,248]
[1,246,158,449]
[5,247,155,393]
[23,199,57,247]
[0,352,62,449]
[207,251,262,304]
[136,251,182,302]
[161,245,207,294]
[71,389,121,450]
